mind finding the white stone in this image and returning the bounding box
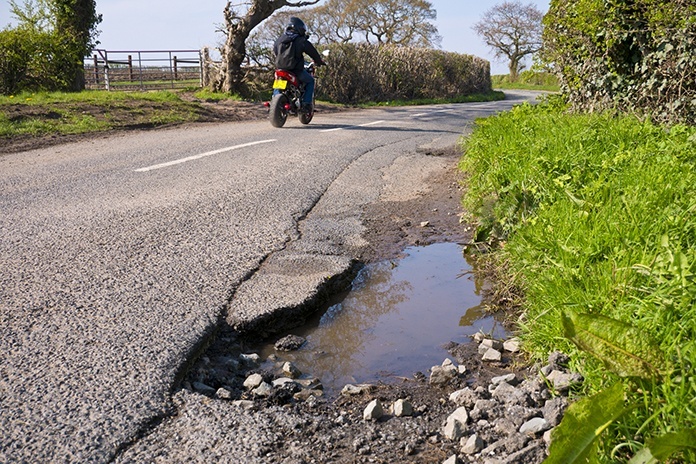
[363,399,384,421]
[491,373,516,385]
[282,361,302,378]
[546,370,582,392]
[393,399,413,417]
[231,400,255,410]
[519,417,550,435]
[482,348,502,362]
[480,338,504,351]
[461,434,484,454]
[430,365,457,385]
[443,455,461,464]
[458,364,467,375]
[253,382,272,397]
[272,377,296,388]
[341,384,375,395]
[243,373,264,389]
[503,338,521,353]
[215,387,233,399]
[443,407,469,441]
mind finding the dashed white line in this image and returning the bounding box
[359,120,385,127]
[134,139,277,172]
[320,120,385,133]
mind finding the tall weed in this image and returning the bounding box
[460,101,696,461]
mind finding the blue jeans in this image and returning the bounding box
[296,69,315,105]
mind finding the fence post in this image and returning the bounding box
[103,50,110,91]
[138,52,143,90]
[173,56,178,80]
[93,55,99,85]
[199,49,205,87]
[128,55,133,81]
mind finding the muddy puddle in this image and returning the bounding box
[253,242,508,394]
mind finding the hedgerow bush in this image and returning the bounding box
[317,44,491,104]
[0,27,75,94]
[543,0,696,125]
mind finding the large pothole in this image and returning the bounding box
[249,242,509,395]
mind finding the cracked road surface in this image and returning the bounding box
[0,91,540,462]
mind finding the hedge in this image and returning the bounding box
[316,44,491,104]
[0,27,75,95]
[543,0,696,125]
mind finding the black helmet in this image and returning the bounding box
[286,17,307,36]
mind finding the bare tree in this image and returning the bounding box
[214,0,320,94]
[251,0,439,50]
[473,1,543,80]
[350,0,440,47]
[305,0,359,45]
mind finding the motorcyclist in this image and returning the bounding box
[273,17,326,114]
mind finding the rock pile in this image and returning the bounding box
[183,332,582,463]
[432,337,582,464]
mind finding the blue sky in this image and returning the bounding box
[1,0,550,75]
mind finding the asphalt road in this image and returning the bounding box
[0,91,541,462]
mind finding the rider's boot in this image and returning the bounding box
[301,102,313,114]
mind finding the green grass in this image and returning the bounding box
[193,88,244,102]
[460,99,696,462]
[492,71,560,92]
[0,90,202,137]
[0,89,184,105]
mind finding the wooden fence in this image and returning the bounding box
[85,49,203,91]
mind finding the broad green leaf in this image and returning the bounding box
[544,383,628,464]
[562,312,666,378]
[646,429,696,460]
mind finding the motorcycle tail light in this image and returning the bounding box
[284,104,291,110]
[263,102,270,107]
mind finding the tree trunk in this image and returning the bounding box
[508,57,521,82]
[216,0,320,95]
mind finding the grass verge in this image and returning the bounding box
[0,90,203,138]
[459,99,696,462]
[491,72,560,92]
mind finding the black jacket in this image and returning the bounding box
[273,32,324,74]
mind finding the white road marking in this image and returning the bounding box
[412,113,429,117]
[134,139,277,172]
[358,120,385,127]
[320,120,386,133]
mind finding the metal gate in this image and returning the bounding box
[85,49,203,91]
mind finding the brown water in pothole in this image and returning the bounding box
[256,242,509,393]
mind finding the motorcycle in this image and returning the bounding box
[267,50,329,128]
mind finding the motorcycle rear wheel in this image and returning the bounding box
[269,94,289,128]
[299,108,314,125]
